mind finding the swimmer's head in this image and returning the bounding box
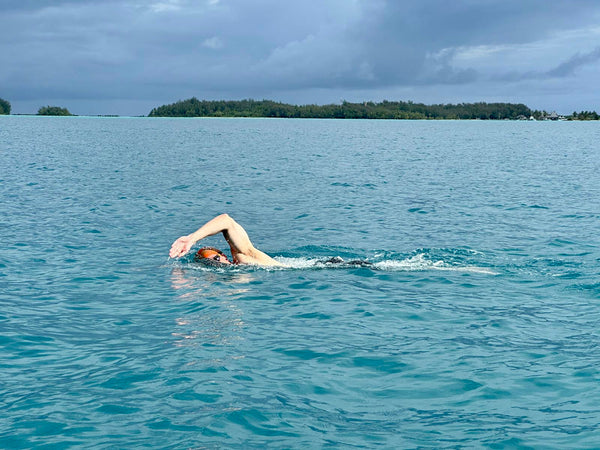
[194,247,232,266]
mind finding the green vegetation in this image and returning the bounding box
[149,98,536,120]
[0,97,10,115]
[4,97,595,120]
[569,111,600,121]
[37,105,73,116]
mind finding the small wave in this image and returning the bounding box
[373,254,498,274]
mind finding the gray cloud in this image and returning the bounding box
[489,46,600,83]
[1,0,599,114]
[546,46,600,77]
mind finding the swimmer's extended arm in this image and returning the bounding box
[169,214,257,259]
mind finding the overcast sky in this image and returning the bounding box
[2,0,599,116]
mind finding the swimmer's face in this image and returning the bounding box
[207,253,232,265]
[196,247,233,265]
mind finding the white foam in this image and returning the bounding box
[443,266,499,275]
[374,254,498,275]
[274,257,326,269]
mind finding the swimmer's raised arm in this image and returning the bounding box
[169,214,249,258]
[169,214,283,266]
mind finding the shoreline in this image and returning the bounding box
[1,114,595,121]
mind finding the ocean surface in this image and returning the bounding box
[1,116,599,448]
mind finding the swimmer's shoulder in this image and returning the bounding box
[234,250,286,267]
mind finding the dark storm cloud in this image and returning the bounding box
[382,0,597,46]
[348,0,600,86]
[1,0,599,114]
[546,46,600,78]
[490,45,600,83]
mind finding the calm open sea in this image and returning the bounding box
[1,116,599,448]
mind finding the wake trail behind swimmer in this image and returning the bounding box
[322,256,374,268]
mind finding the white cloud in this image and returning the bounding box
[250,34,354,85]
[202,36,223,49]
[150,0,182,13]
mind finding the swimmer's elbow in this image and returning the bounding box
[216,213,234,224]
[221,214,245,232]
[212,213,234,228]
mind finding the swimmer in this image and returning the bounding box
[169,214,285,267]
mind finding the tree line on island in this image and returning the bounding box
[36,105,73,116]
[148,98,599,120]
[0,98,73,116]
[149,98,535,120]
[0,97,10,115]
[1,95,598,120]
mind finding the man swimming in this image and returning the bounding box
[169,214,285,266]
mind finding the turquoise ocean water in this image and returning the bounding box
[1,116,599,448]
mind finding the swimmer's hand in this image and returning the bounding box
[169,235,194,258]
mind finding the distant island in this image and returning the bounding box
[148,98,600,121]
[0,97,10,115]
[37,105,73,116]
[1,95,598,119]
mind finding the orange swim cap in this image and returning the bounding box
[197,248,221,259]
[194,247,227,264]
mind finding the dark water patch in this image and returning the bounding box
[96,404,141,415]
[172,389,221,403]
[223,408,299,437]
[349,356,408,374]
[293,312,333,320]
[145,418,203,432]
[408,207,430,214]
[97,370,160,390]
[567,281,600,297]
